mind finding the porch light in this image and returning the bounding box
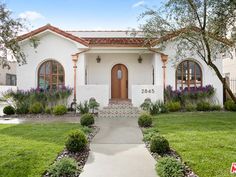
[96,56,101,63]
[138,55,142,63]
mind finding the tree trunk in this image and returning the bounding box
[208,62,236,103]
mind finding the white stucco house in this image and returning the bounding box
[17,24,223,107]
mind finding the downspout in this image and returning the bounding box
[148,48,168,101]
[71,49,90,111]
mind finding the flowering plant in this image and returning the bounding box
[165,85,215,105]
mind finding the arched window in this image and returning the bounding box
[38,60,65,90]
[176,60,202,90]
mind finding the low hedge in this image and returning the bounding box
[138,113,152,127]
[3,105,15,115]
[80,113,95,126]
[150,135,170,154]
[156,157,185,177]
[29,102,44,114]
[53,105,67,115]
[65,130,87,152]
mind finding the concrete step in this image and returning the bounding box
[98,102,140,118]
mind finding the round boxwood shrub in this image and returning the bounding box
[167,102,181,112]
[224,100,236,111]
[196,101,211,111]
[80,113,94,126]
[138,113,152,127]
[150,135,170,154]
[48,157,79,177]
[65,130,87,152]
[3,105,15,115]
[45,107,52,114]
[53,105,67,115]
[29,102,44,114]
[156,157,185,177]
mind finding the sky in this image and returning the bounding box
[4,0,162,31]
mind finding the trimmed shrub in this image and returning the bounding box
[88,98,100,114]
[80,113,95,126]
[138,113,152,127]
[53,105,67,115]
[150,135,170,154]
[210,105,222,111]
[140,98,152,111]
[196,101,211,111]
[77,101,89,115]
[3,105,15,115]
[15,102,29,114]
[29,102,44,114]
[65,130,87,152]
[167,102,181,112]
[143,128,159,142]
[224,100,236,111]
[185,104,196,112]
[45,107,52,114]
[150,102,160,115]
[48,157,79,177]
[156,157,185,177]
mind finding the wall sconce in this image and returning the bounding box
[138,55,142,63]
[96,56,101,63]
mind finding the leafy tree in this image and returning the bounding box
[0,2,26,67]
[140,0,236,103]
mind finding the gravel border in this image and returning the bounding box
[43,126,99,177]
[141,127,198,177]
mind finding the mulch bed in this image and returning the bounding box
[141,128,198,177]
[43,126,99,177]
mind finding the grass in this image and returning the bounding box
[151,112,236,177]
[0,123,90,177]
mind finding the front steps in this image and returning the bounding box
[98,101,140,118]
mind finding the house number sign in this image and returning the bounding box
[141,89,155,94]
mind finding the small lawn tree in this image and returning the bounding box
[0,2,26,67]
[140,0,236,103]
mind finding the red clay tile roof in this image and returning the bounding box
[18,24,89,46]
[82,37,151,47]
[18,24,152,47]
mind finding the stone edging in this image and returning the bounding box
[140,127,198,177]
[43,126,99,177]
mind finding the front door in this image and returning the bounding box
[111,64,128,99]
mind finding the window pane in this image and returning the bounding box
[52,75,57,83]
[39,76,45,89]
[117,69,122,79]
[59,75,64,83]
[58,65,64,74]
[39,65,45,75]
[38,60,64,90]
[45,62,51,74]
[52,62,57,74]
[176,60,202,90]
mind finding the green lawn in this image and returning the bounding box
[0,123,89,177]
[153,112,236,177]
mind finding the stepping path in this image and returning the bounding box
[80,117,157,177]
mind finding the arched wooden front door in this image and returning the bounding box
[111,64,128,99]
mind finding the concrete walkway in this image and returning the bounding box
[80,118,157,177]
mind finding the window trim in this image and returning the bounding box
[175,60,202,91]
[6,73,17,86]
[38,60,65,90]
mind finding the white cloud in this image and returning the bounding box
[19,11,44,21]
[132,1,145,8]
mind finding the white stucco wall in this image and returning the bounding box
[85,53,155,99]
[163,43,224,105]
[132,85,163,107]
[17,30,224,107]
[18,31,80,90]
